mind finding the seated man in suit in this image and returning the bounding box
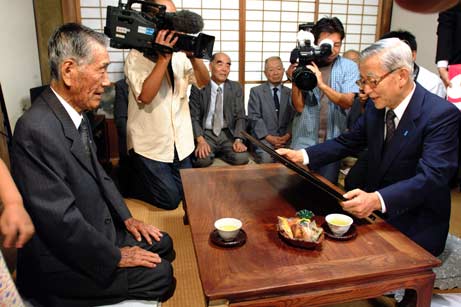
[278,38,459,257]
[248,56,295,163]
[345,30,448,191]
[189,52,249,167]
[11,23,176,306]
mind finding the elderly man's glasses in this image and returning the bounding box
[356,67,402,89]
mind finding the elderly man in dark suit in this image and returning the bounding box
[248,56,295,163]
[278,38,459,257]
[11,23,175,307]
[189,52,249,167]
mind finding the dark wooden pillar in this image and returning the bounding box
[33,0,80,84]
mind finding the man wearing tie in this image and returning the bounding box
[11,23,175,306]
[248,56,295,163]
[189,52,249,167]
[278,38,459,257]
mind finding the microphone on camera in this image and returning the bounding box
[165,10,204,34]
[296,30,315,48]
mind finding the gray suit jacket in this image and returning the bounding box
[12,87,133,304]
[189,80,247,139]
[247,82,294,140]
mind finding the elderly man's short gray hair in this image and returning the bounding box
[264,56,283,70]
[360,37,414,76]
[48,23,107,81]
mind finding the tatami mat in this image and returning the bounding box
[125,199,206,307]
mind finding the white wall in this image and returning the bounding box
[391,4,439,74]
[0,0,41,130]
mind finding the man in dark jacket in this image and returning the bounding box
[12,23,175,307]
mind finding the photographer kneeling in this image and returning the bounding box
[124,0,210,210]
[288,17,359,184]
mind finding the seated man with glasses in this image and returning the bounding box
[346,30,448,191]
[277,38,460,257]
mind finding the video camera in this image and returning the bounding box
[289,23,333,91]
[104,0,215,59]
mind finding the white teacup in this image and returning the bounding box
[325,213,353,236]
[214,218,242,241]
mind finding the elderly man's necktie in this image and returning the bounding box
[212,87,223,136]
[385,110,396,147]
[273,87,280,118]
[78,117,91,157]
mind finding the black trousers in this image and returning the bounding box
[24,231,176,307]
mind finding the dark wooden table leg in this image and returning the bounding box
[182,198,189,225]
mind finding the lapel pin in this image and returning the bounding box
[403,130,408,136]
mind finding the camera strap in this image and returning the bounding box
[153,43,174,55]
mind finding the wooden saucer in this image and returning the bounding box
[210,229,247,248]
[323,224,357,241]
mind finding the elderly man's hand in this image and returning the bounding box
[265,135,281,146]
[195,136,211,159]
[341,189,381,218]
[124,217,162,245]
[118,246,161,268]
[233,139,247,152]
[0,205,35,248]
[276,148,304,164]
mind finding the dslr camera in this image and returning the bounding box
[289,23,333,91]
[104,0,215,59]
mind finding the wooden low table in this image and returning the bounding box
[181,164,440,307]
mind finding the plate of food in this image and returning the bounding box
[277,210,324,249]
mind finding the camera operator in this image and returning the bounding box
[287,17,359,184]
[124,0,210,210]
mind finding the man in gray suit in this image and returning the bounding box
[11,23,175,306]
[189,52,249,167]
[248,56,295,163]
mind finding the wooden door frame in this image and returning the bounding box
[33,0,81,84]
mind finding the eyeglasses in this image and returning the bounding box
[356,67,402,89]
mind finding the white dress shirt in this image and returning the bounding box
[51,87,83,129]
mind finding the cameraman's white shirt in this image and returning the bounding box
[125,49,197,162]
